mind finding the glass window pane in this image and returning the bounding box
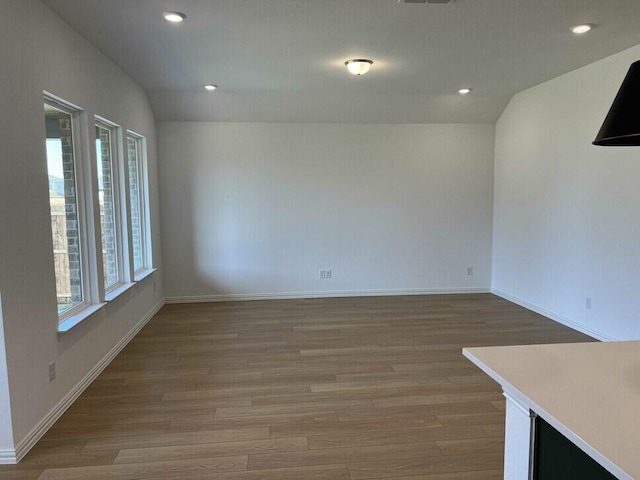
[45,103,83,314]
[96,125,119,289]
[127,136,145,272]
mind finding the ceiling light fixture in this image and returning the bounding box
[345,59,373,76]
[204,84,218,91]
[458,88,472,95]
[571,24,593,34]
[163,11,186,23]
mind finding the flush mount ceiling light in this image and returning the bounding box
[345,59,373,76]
[458,88,472,94]
[163,11,186,23]
[571,24,593,34]
[204,84,218,91]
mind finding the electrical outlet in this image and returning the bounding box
[319,270,326,279]
[585,297,592,310]
[48,361,56,382]
[466,266,474,276]
[326,269,332,279]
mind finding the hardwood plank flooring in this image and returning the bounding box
[0,294,594,479]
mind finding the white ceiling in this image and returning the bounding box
[41,0,640,123]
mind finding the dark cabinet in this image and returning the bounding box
[533,417,617,480]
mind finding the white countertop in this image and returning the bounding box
[463,341,640,480]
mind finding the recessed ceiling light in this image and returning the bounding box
[204,84,218,91]
[163,11,186,23]
[345,59,373,76]
[571,24,593,34]
[458,88,472,95]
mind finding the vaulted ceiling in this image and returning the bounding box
[42,0,640,123]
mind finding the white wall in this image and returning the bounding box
[493,45,640,341]
[0,0,163,456]
[159,122,495,300]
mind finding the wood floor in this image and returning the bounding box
[0,294,595,480]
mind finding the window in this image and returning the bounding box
[127,133,150,275]
[44,95,153,329]
[44,100,87,317]
[95,121,122,292]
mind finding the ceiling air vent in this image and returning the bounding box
[399,0,455,4]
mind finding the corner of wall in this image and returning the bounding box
[2,297,165,464]
[0,291,16,461]
[491,43,640,342]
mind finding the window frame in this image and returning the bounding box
[44,93,155,333]
[44,94,95,324]
[94,117,126,295]
[126,131,153,279]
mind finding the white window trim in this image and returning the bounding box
[44,94,156,333]
[134,267,157,283]
[104,281,136,302]
[95,117,126,295]
[127,131,153,277]
[58,302,106,335]
[44,93,94,324]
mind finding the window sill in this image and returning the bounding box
[134,267,156,282]
[105,282,136,302]
[58,303,106,335]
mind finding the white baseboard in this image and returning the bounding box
[491,289,617,342]
[3,298,165,464]
[0,449,17,464]
[165,287,490,304]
